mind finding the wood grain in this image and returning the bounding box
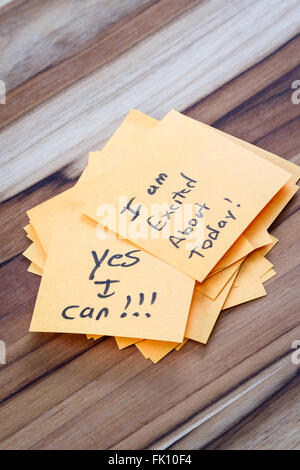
[205,375,300,450]
[0,0,151,91]
[0,0,200,128]
[1,0,300,200]
[0,0,26,14]
[161,355,298,449]
[187,34,300,126]
[0,0,299,450]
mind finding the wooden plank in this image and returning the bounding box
[255,117,300,158]
[187,34,300,125]
[205,375,300,450]
[0,0,25,14]
[0,206,298,448]
[212,65,300,146]
[0,0,201,128]
[158,355,298,449]
[0,0,151,91]
[1,0,299,201]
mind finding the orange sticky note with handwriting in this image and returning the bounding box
[83,110,290,282]
[29,205,195,342]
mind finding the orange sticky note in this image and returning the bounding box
[197,258,244,300]
[30,205,195,342]
[23,224,47,270]
[24,223,40,245]
[261,268,277,283]
[247,251,273,278]
[86,334,103,340]
[223,259,266,309]
[243,227,271,251]
[136,337,188,362]
[115,337,142,349]
[136,340,178,363]
[23,241,46,271]
[258,235,278,256]
[83,110,290,282]
[244,181,298,243]
[175,339,188,351]
[185,269,239,344]
[27,262,43,276]
[208,235,253,276]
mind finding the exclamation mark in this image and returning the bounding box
[151,292,157,304]
[120,295,131,318]
[224,197,240,208]
[145,292,157,318]
[133,293,145,317]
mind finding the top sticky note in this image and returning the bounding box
[82,110,291,282]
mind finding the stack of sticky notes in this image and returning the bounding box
[23,110,300,363]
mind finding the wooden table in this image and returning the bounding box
[0,0,299,450]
